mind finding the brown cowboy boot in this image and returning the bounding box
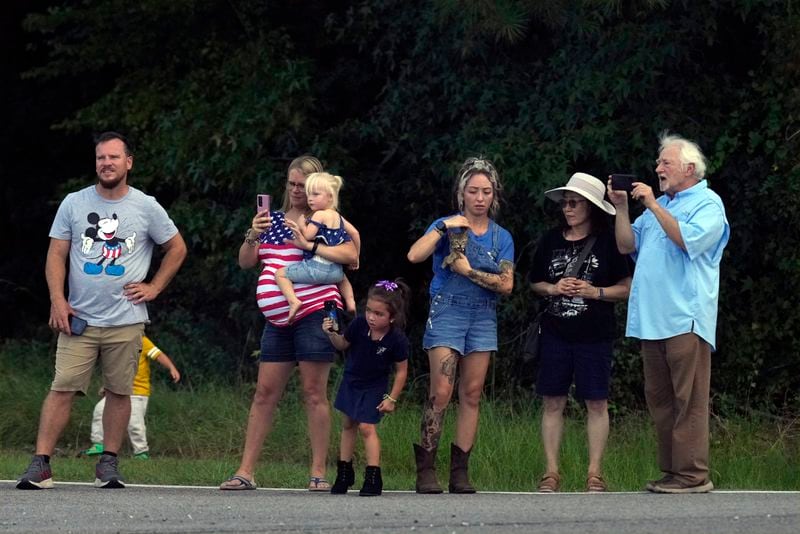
[448,443,476,493]
[413,444,443,494]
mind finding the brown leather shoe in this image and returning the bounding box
[652,478,714,494]
[645,474,673,492]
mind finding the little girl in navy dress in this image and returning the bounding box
[323,279,410,496]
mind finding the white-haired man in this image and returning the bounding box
[608,133,729,493]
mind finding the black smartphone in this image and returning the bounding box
[323,300,340,333]
[69,315,88,336]
[610,174,636,192]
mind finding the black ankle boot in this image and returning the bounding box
[331,460,355,494]
[359,465,382,496]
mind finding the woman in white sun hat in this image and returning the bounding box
[528,172,632,493]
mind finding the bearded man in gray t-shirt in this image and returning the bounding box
[16,131,187,490]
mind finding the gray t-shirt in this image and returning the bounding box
[49,185,179,327]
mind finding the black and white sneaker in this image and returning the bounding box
[16,455,54,490]
[95,454,125,488]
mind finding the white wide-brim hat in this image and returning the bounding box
[544,172,616,215]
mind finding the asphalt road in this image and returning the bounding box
[1,482,798,534]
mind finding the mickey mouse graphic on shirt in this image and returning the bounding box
[80,212,136,276]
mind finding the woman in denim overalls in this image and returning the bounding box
[407,157,515,493]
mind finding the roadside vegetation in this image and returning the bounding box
[2,340,797,491]
[5,0,800,417]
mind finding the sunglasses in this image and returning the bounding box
[558,198,587,209]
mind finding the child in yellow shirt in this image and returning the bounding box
[83,336,180,459]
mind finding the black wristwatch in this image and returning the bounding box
[435,220,447,235]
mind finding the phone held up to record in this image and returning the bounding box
[256,194,271,214]
[610,174,636,193]
[323,300,340,333]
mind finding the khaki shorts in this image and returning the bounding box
[51,323,145,396]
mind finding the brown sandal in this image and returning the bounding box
[537,472,560,493]
[586,474,607,493]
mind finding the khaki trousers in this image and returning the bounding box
[641,333,711,485]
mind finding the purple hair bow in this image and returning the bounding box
[375,280,398,292]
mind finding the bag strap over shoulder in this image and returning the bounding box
[563,235,596,279]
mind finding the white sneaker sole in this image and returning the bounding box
[652,480,714,494]
[95,478,126,489]
[16,478,54,490]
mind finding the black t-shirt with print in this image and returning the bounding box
[530,227,632,342]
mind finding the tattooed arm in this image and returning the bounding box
[451,256,514,295]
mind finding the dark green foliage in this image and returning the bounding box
[8,0,799,412]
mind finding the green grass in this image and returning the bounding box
[1,339,798,491]
[2,390,798,491]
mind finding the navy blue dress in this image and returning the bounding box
[334,316,409,424]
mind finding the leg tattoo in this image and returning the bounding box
[441,351,458,386]
[420,398,446,451]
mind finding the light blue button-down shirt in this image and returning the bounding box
[627,180,729,350]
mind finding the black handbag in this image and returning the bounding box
[522,308,544,363]
[522,236,597,366]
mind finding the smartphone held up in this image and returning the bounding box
[610,174,636,193]
[256,194,271,214]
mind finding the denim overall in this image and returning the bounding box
[423,221,502,355]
